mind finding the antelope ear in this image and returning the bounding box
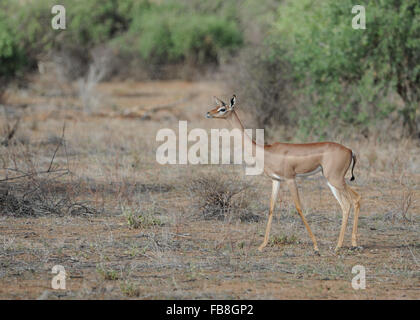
[214,96,226,106]
[229,94,236,109]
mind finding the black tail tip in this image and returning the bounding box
[350,176,355,181]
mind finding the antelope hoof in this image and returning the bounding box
[350,246,363,251]
[258,244,266,252]
[314,249,320,256]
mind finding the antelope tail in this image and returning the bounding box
[350,151,356,181]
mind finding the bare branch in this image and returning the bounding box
[47,122,66,172]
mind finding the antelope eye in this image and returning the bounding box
[219,108,226,113]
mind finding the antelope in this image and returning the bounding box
[206,95,361,254]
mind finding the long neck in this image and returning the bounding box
[226,110,261,148]
[225,110,267,175]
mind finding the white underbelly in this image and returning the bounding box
[268,166,323,180]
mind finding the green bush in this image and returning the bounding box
[0,9,26,79]
[270,0,420,137]
[64,0,138,48]
[119,1,243,64]
[0,0,243,80]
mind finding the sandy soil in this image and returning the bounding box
[0,77,419,299]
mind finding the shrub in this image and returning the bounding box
[269,0,420,137]
[96,265,120,280]
[187,174,260,222]
[225,45,294,130]
[269,234,299,246]
[0,8,26,83]
[120,1,243,65]
[0,0,243,81]
[120,280,140,297]
[121,204,163,229]
[63,0,136,48]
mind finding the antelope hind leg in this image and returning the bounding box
[286,179,319,254]
[258,180,280,251]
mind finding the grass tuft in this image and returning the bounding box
[187,174,260,222]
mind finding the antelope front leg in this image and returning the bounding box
[258,180,280,251]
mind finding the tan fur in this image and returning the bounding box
[207,97,361,253]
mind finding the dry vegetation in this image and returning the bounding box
[0,73,419,299]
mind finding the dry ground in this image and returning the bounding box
[0,75,419,299]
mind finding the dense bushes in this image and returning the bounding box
[0,9,25,84]
[0,0,243,80]
[266,0,420,137]
[1,0,419,138]
[123,2,242,64]
[225,46,294,133]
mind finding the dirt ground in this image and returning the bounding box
[0,76,419,299]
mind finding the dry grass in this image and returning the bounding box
[187,174,260,222]
[0,76,419,299]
